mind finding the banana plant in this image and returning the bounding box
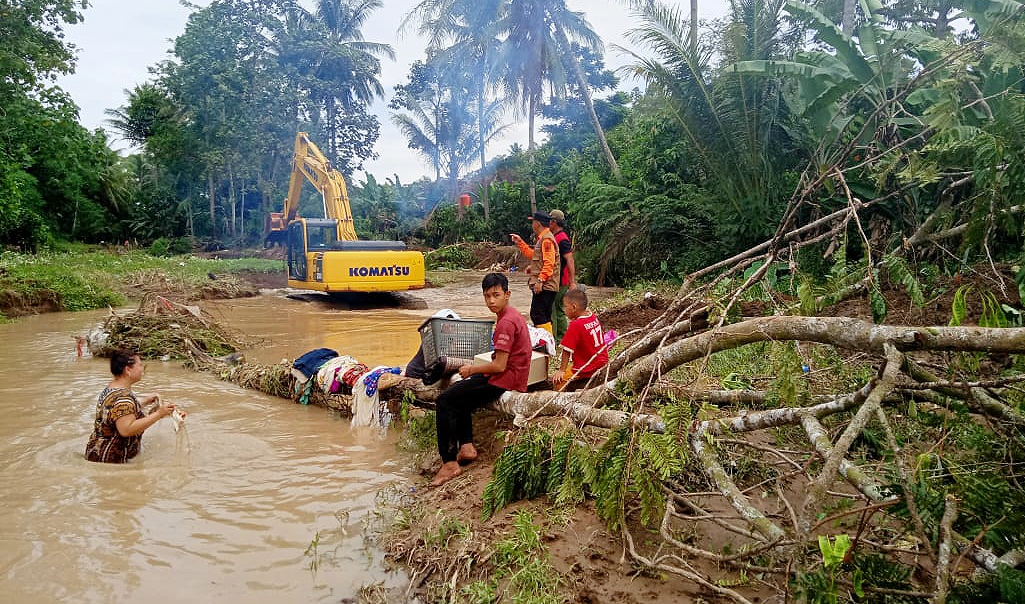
[731,0,953,172]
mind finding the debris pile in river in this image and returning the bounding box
[187,349,295,399]
[89,293,251,360]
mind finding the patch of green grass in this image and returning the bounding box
[491,511,565,604]
[457,510,564,604]
[397,393,437,454]
[423,514,470,548]
[705,341,775,382]
[806,345,875,393]
[461,579,499,604]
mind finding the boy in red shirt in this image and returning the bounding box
[430,272,532,487]
[552,288,610,391]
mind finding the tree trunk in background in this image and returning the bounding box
[453,165,463,221]
[690,0,698,56]
[935,2,953,37]
[208,172,217,237]
[478,91,490,220]
[555,23,622,182]
[240,177,246,241]
[528,95,537,214]
[228,165,237,238]
[326,98,338,160]
[842,0,855,35]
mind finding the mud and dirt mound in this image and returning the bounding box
[470,242,523,271]
[819,264,1021,325]
[382,412,695,604]
[597,293,668,333]
[233,269,287,290]
[0,288,62,316]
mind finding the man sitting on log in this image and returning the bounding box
[430,272,532,487]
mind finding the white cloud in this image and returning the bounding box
[58,0,729,181]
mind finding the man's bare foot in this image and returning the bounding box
[429,461,463,487]
[456,443,478,464]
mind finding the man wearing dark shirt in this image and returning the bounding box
[548,209,576,339]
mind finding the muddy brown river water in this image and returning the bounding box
[0,272,536,603]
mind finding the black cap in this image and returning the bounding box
[529,211,551,225]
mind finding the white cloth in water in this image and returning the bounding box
[170,407,185,433]
[528,326,556,356]
[351,365,391,427]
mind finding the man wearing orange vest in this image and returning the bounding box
[510,211,561,336]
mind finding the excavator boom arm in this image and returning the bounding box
[280,132,358,241]
[272,131,425,293]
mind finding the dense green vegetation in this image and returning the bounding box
[4,0,1022,289]
[1,0,125,251]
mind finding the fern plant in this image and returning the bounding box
[482,403,692,530]
[948,285,1019,373]
[949,285,973,327]
[482,428,591,519]
[882,254,926,307]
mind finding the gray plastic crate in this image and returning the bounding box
[419,318,494,366]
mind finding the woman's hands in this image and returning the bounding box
[141,393,186,419]
[116,396,179,437]
[155,398,176,419]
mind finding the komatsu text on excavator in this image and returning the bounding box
[267,132,425,293]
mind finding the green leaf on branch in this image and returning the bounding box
[869,285,887,323]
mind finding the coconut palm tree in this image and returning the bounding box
[303,0,395,160]
[404,0,506,217]
[391,56,511,203]
[498,0,612,211]
[621,0,794,244]
[408,0,618,210]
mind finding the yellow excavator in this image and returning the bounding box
[267,132,425,293]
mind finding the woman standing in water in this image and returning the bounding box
[85,350,183,463]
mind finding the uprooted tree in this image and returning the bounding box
[138,278,1025,603]
[90,144,1025,604]
[91,150,1025,600]
[96,88,1025,604]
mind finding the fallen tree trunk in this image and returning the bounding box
[609,317,1025,405]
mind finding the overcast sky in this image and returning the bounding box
[58,0,729,185]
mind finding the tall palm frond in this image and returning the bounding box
[620,0,794,243]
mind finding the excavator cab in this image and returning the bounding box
[285,218,423,291]
[286,221,309,281]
